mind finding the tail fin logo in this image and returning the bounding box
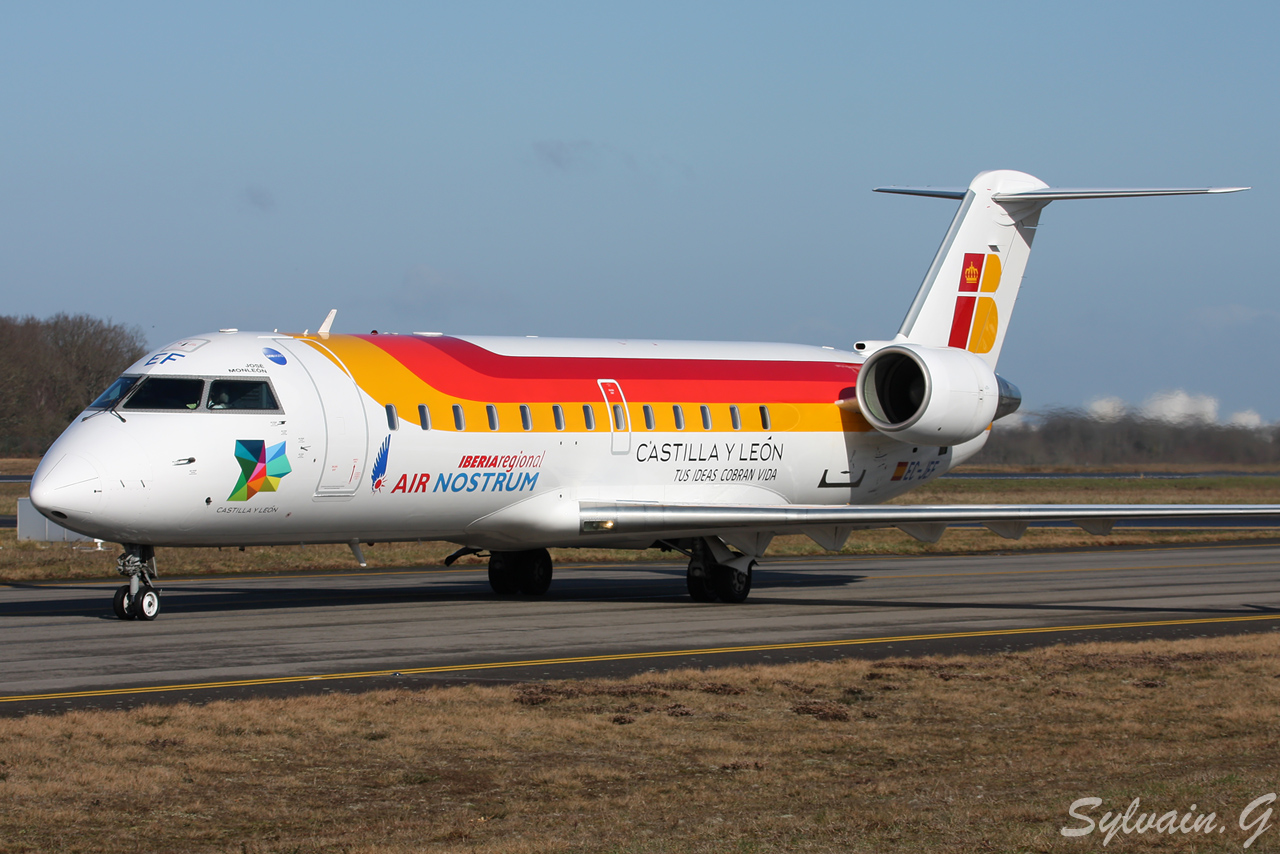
[948,252,1003,354]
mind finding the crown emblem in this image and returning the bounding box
[963,262,980,285]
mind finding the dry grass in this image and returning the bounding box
[957,462,1280,474]
[765,527,1280,557]
[0,458,38,476]
[892,474,1280,506]
[2,632,1279,852]
[0,484,24,517]
[4,475,1280,582]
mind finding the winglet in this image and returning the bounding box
[318,309,337,338]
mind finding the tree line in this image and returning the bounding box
[973,409,1280,468]
[0,314,148,455]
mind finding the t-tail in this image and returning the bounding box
[879,169,1249,369]
[852,171,1247,448]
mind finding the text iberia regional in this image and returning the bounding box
[389,451,545,495]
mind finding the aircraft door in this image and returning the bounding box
[277,340,369,496]
[597,379,631,454]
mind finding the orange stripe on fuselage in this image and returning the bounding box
[356,334,858,404]
[300,334,872,433]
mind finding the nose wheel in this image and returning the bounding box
[113,584,161,621]
[114,545,161,621]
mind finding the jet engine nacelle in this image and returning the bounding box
[855,343,1020,446]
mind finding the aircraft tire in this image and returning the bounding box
[686,566,718,602]
[487,553,521,595]
[113,585,135,621]
[517,548,553,596]
[712,561,753,604]
[132,587,161,621]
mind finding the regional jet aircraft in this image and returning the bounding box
[30,170,1275,620]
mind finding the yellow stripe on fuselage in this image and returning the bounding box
[299,335,872,434]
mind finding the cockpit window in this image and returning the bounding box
[88,376,141,409]
[207,380,280,411]
[121,377,206,410]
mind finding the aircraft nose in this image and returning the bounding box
[29,453,103,521]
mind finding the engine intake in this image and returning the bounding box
[855,344,1020,446]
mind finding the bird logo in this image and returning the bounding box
[371,435,391,493]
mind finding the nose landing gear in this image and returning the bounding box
[114,544,161,621]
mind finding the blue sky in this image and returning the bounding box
[2,2,1277,419]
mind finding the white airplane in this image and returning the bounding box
[30,170,1275,621]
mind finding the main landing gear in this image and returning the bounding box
[685,537,755,604]
[488,548,554,596]
[113,544,161,621]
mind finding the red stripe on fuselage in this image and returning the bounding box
[355,335,859,404]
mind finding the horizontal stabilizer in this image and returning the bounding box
[875,185,1249,202]
[883,170,1249,369]
[991,186,1249,201]
[873,186,967,199]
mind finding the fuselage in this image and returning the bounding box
[30,330,981,550]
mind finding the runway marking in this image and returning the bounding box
[5,612,1280,704]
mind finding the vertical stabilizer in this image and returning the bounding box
[888,170,1048,369]
[877,171,1247,369]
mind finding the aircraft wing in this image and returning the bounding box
[579,501,1280,545]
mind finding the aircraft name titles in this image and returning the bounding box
[635,441,784,465]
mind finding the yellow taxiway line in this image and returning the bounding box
[5,612,1280,704]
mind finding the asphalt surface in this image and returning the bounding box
[2,541,1279,715]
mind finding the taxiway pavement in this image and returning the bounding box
[2,541,1279,713]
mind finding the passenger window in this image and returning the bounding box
[553,404,565,431]
[453,404,466,431]
[487,404,499,431]
[673,405,685,430]
[206,380,280,411]
[642,404,655,430]
[583,404,596,430]
[520,404,532,431]
[759,405,771,430]
[124,377,205,411]
[89,376,140,409]
[700,405,712,430]
[612,404,626,430]
[730,405,742,430]
[386,404,399,431]
[418,404,431,430]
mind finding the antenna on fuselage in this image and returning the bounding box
[318,309,337,339]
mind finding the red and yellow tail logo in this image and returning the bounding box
[947,252,1002,353]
